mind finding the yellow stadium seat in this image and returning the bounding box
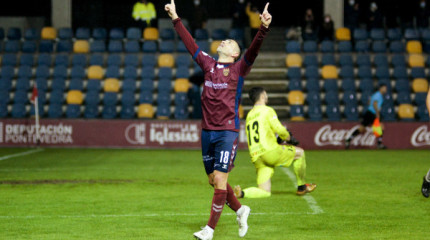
[137,104,154,118]
[104,78,120,92]
[412,78,429,92]
[210,40,222,54]
[408,54,425,67]
[285,54,302,67]
[335,28,351,41]
[398,104,415,119]
[321,65,338,79]
[291,116,305,121]
[174,78,190,92]
[66,90,83,105]
[287,90,304,105]
[41,27,57,40]
[73,40,90,53]
[239,104,244,119]
[158,53,175,67]
[406,41,422,54]
[88,65,104,79]
[143,27,159,40]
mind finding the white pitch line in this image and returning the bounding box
[281,167,324,214]
[0,211,320,220]
[0,148,44,162]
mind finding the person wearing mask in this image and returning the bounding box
[319,14,334,42]
[417,0,430,28]
[302,8,318,40]
[367,2,383,30]
[344,0,360,31]
[132,0,157,28]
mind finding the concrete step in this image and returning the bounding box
[246,68,286,79]
[243,80,287,93]
[252,52,286,68]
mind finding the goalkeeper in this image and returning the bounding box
[234,87,316,198]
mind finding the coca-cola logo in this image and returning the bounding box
[314,124,375,147]
[125,124,146,145]
[411,125,430,147]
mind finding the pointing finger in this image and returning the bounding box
[171,0,175,5]
[263,2,269,13]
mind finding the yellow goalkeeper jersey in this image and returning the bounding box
[245,105,290,162]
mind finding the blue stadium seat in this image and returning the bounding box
[357,66,372,79]
[303,55,318,67]
[353,28,368,40]
[339,66,354,79]
[22,40,37,53]
[321,54,335,65]
[338,41,352,52]
[139,90,153,104]
[103,92,118,106]
[105,65,120,78]
[393,66,408,79]
[160,28,175,40]
[326,104,341,121]
[53,65,68,79]
[360,90,372,105]
[0,103,10,117]
[125,40,140,53]
[141,67,155,79]
[341,78,356,91]
[107,54,121,66]
[75,27,91,39]
[174,106,189,120]
[69,78,83,90]
[7,28,21,40]
[342,91,357,105]
[196,40,209,52]
[286,40,301,53]
[159,40,175,53]
[0,65,14,79]
[108,40,123,52]
[387,28,402,41]
[124,54,139,67]
[375,66,390,79]
[38,40,54,53]
[344,103,359,121]
[92,28,107,40]
[15,77,31,91]
[324,89,339,105]
[370,28,385,40]
[415,92,427,105]
[394,79,410,93]
[71,66,86,79]
[323,80,338,93]
[303,40,317,53]
[122,78,136,92]
[404,28,420,40]
[20,54,34,66]
[157,91,171,106]
[0,77,12,91]
[158,79,172,93]
[35,78,48,92]
[417,104,430,121]
[174,92,189,108]
[54,54,69,66]
[35,65,50,79]
[120,104,135,119]
[124,66,137,79]
[371,41,387,53]
[49,90,65,104]
[66,104,81,118]
[211,29,227,40]
[142,54,157,67]
[389,41,405,53]
[13,89,28,104]
[140,78,154,92]
[24,28,39,40]
[305,78,320,92]
[373,54,388,67]
[85,91,100,105]
[156,104,171,119]
[320,40,335,53]
[58,28,73,40]
[195,29,209,40]
[354,40,369,52]
[176,54,191,67]
[339,54,353,66]
[84,104,99,119]
[158,67,173,79]
[308,103,322,121]
[4,40,20,53]
[126,27,142,40]
[51,78,66,92]
[410,67,426,78]
[358,78,374,92]
[17,66,32,78]
[90,40,106,52]
[142,41,157,53]
[121,91,135,106]
[176,66,190,78]
[2,53,17,66]
[287,67,301,79]
[102,105,117,119]
[356,54,371,66]
[288,78,302,91]
[109,28,124,40]
[396,92,412,104]
[72,54,87,67]
[37,54,52,66]
[188,85,202,119]
[229,28,244,42]
[391,54,406,67]
[89,54,104,66]
[176,41,187,53]
[305,90,320,105]
[11,103,27,118]
[290,105,304,118]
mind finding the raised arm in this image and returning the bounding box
[165,0,198,56]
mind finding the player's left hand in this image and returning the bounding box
[260,2,272,28]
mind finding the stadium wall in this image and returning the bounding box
[0,119,429,150]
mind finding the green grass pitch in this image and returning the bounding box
[0,148,429,239]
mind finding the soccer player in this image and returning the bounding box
[233,87,316,199]
[164,1,272,239]
[421,87,430,198]
[345,84,388,149]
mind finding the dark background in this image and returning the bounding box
[0,0,422,29]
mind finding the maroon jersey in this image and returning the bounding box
[173,18,269,131]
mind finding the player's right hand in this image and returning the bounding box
[165,0,178,20]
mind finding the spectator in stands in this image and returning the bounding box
[367,2,383,30]
[319,14,334,42]
[188,0,208,37]
[246,2,261,40]
[344,0,360,31]
[417,0,430,28]
[232,0,248,29]
[302,8,318,40]
[132,0,157,28]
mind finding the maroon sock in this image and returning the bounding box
[226,183,242,212]
[207,189,227,230]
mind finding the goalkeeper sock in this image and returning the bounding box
[207,189,227,230]
[226,183,241,211]
[425,169,430,182]
[293,154,307,186]
[243,187,271,198]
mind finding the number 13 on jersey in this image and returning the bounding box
[246,121,260,146]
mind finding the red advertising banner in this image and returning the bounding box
[0,119,429,149]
